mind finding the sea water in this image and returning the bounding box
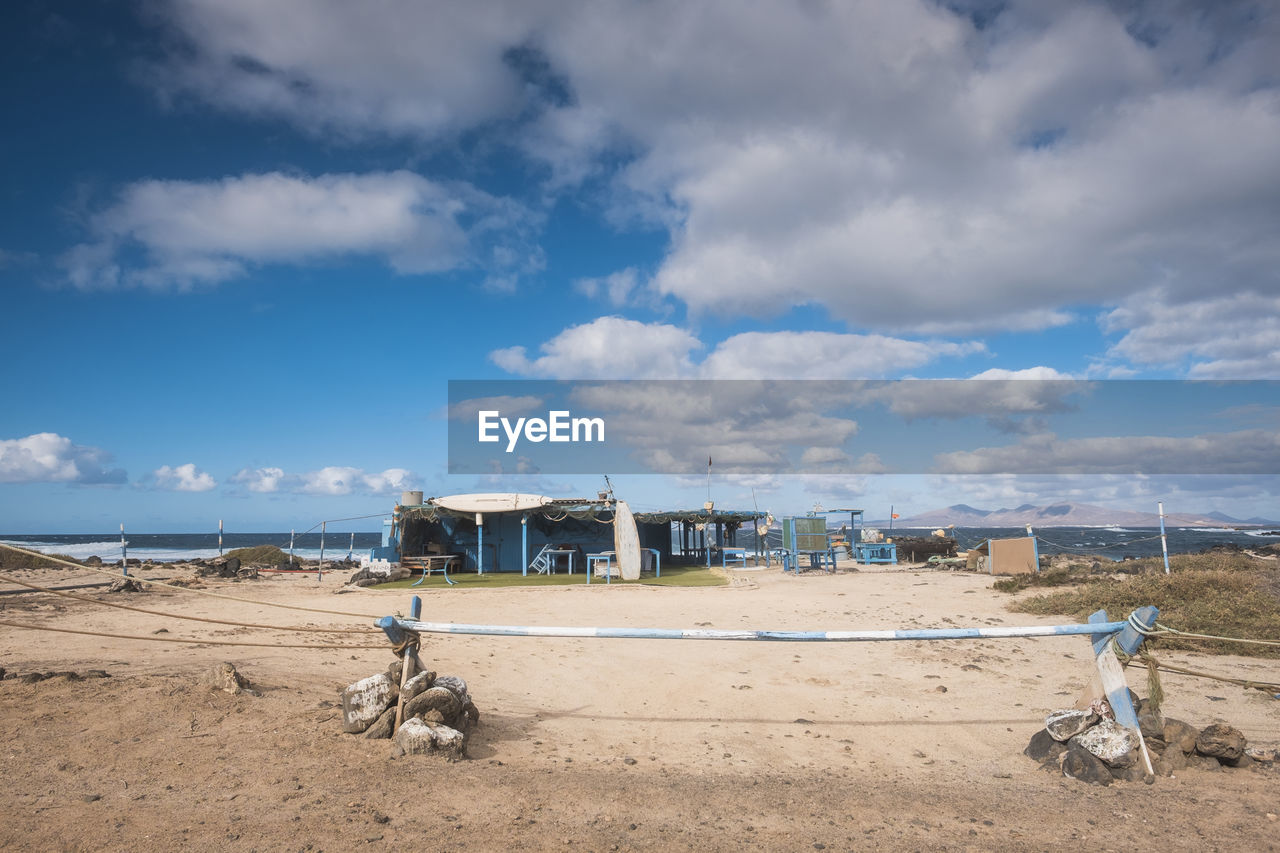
[0,532,382,563]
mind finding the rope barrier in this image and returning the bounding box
[0,618,385,649]
[1152,621,1280,648]
[0,543,382,621]
[0,572,380,634]
[1138,651,1280,694]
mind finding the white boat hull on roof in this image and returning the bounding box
[431,493,552,513]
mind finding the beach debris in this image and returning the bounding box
[341,658,478,758]
[108,577,146,593]
[1045,708,1097,742]
[204,662,259,696]
[1196,723,1246,763]
[1027,699,1267,784]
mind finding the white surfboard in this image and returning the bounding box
[432,493,551,513]
[613,500,642,581]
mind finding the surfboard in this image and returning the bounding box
[613,500,642,581]
[433,493,551,513]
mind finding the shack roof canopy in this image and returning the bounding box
[396,496,763,526]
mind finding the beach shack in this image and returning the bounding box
[370,492,766,575]
[967,536,1039,575]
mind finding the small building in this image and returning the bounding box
[967,536,1039,575]
[370,492,766,574]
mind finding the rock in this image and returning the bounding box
[400,670,436,705]
[1186,753,1222,771]
[393,718,467,761]
[363,706,398,740]
[1045,708,1097,742]
[204,662,258,696]
[1112,762,1147,782]
[402,686,461,725]
[108,578,145,593]
[85,556,102,566]
[1024,729,1068,764]
[1137,712,1164,740]
[1196,723,1246,762]
[1162,746,1188,771]
[1075,720,1139,767]
[461,700,480,728]
[387,656,422,686]
[1245,746,1278,764]
[341,673,396,734]
[1153,757,1176,777]
[433,675,470,705]
[1062,742,1113,786]
[1162,719,1199,754]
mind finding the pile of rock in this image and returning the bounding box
[1026,694,1271,785]
[340,657,478,761]
[346,564,412,587]
[193,556,258,579]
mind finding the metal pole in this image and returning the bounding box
[289,529,295,567]
[120,523,128,577]
[348,532,354,561]
[521,514,528,577]
[318,521,326,582]
[475,513,484,575]
[218,519,223,557]
[1158,501,1171,575]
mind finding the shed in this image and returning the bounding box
[967,536,1039,575]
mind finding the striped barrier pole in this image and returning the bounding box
[376,615,1138,643]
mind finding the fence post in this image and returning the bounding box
[1090,607,1158,778]
[120,523,128,577]
[318,521,326,582]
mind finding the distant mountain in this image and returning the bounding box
[878,502,1277,528]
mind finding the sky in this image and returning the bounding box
[2,0,1279,532]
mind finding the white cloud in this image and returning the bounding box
[491,318,983,381]
[574,267,640,307]
[0,433,126,484]
[490,316,702,378]
[146,1,1280,342]
[153,463,216,492]
[1102,290,1280,378]
[62,171,539,290]
[229,465,412,495]
[933,429,1280,475]
[229,467,286,493]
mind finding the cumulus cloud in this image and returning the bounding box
[1102,290,1280,378]
[933,429,1280,475]
[146,1,1280,352]
[0,433,126,484]
[229,465,412,495]
[152,463,216,492]
[62,171,539,290]
[490,316,703,378]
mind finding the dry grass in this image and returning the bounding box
[1001,550,1280,657]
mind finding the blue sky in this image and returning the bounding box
[2,0,1279,532]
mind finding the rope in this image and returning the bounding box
[1033,533,1166,553]
[0,618,385,649]
[0,543,382,620]
[1137,651,1280,694]
[0,572,380,634]
[1153,621,1280,648]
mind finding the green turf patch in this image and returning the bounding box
[223,545,291,566]
[372,564,727,590]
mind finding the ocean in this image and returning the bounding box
[4,526,1277,564]
[0,532,382,564]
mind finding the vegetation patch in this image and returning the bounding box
[0,549,80,570]
[1003,551,1280,657]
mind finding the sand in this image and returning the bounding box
[1,561,1278,851]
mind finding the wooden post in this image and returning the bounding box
[289,529,295,567]
[1158,502,1170,575]
[1090,608,1157,778]
[218,519,223,557]
[318,521,326,582]
[393,595,423,731]
[120,523,128,577]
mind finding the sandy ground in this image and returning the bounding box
[1,560,1278,852]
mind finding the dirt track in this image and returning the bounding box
[2,564,1277,851]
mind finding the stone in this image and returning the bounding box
[1196,723,1246,762]
[1162,746,1188,771]
[1112,762,1147,782]
[363,706,398,740]
[204,662,258,696]
[394,718,467,761]
[400,670,436,705]
[341,673,395,734]
[1061,742,1113,786]
[433,675,470,705]
[108,578,145,593]
[1045,708,1097,742]
[1162,719,1199,754]
[1075,720,1139,767]
[1024,729,1068,764]
[402,686,461,725]
[386,656,422,686]
[1153,757,1176,777]
[1245,746,1278,764]
[1137,712,1163,740]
